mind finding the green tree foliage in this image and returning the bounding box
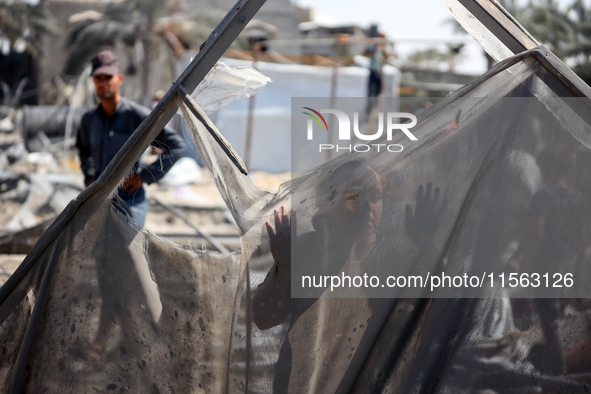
[505,0,591,84]
[451,0,591,84]
[0,0,57,58]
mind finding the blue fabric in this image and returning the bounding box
[77,97,185,228]
[111,191,147,228]
[126,194,148,228]
[368,69,382,98]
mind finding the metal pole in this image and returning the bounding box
[327,36,343,161]
[244,44,261,169]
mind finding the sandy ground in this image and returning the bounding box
[0,254,24,286]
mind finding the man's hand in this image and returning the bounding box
[120,173,144,193]
[405,182,447,250]
[265,206,295,271]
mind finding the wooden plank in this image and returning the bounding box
[473,0,538,49]
[464,0,538,53]
[440,0,538,61]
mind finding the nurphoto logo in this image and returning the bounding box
[302,107,418,153]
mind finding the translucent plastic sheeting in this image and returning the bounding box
[288,93,591,299]
[222,50,591,392]
[2,47,591,393]
[192,62,271,115]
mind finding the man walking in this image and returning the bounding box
[76,50,185,228]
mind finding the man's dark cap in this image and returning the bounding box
[90,50,120,76]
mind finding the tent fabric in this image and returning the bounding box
[0,192,241,393]
[2,46,591,393]
[224,49,591,392]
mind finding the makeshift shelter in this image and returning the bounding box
[2,0,591,392]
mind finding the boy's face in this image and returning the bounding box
[92,73,124,100]
[330,165,384,233]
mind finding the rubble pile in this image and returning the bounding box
[0,106,252,285]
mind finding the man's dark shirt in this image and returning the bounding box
[76,97,185,201]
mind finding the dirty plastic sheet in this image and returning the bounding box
[2,48,591,393]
